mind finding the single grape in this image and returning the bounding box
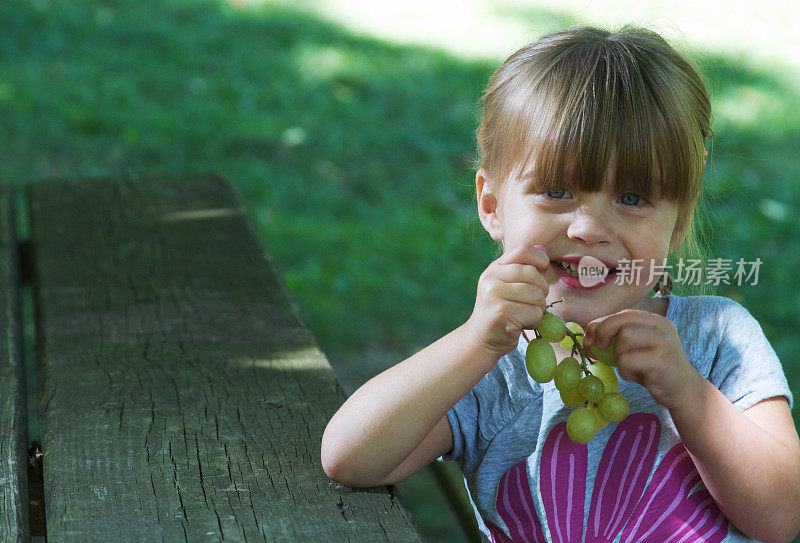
[559,385,584,408]
[587,336,618,367]
[553,357,581,392]
[538,312,566,343]
[589,403,609,431]
[577,374,605,403]
[558,322,584,352]
[566,406,598,444]
[598,392,629,423]
[525,338,557,383]
[586,362,619,394]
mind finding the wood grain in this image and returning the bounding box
[0,181,29,543]
[28,174,422,542]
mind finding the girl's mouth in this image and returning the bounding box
[552,260,618,289]
[554,260,580,277]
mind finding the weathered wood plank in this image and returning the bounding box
[28,174,422,542]
[0,182,29,543]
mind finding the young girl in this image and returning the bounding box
[321,25,800,542]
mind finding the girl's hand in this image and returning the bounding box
[466,243,550,359]
[583,309,700,409]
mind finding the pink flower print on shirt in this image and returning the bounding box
[586,414,660,541]
[491,413,729,542]
[486,519,524,543]
[620,440,728,542]
[540,425,588,542]
[491,460,546,542]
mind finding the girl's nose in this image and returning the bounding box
[566,204,614,246]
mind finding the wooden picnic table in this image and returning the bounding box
[0,174,423,542]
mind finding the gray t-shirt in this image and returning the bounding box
[440,294,793,542]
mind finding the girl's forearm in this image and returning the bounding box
[668,374,800,542]
[321,322,499,487]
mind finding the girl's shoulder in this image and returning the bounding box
[665,295,792,411]
[661,294,767,364]
[663,293,756,328]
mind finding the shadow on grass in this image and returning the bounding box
[4,0,496,365]
[2,1,799,540]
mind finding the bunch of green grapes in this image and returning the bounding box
[525,301,629,444]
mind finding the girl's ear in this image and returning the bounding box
[476,169,504,241]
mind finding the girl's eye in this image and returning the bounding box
[544,189,572,199]
[619,192,647,207]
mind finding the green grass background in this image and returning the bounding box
[2,1,799,541]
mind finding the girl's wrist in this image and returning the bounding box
[457,319,507,373]
[661,367,707,414]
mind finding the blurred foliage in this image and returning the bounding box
[2,1,799,541]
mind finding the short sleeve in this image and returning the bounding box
[438,388,479,471]
[438,346,539,474]
[708,299,793,411]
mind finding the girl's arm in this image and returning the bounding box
[321,244,550,488]
[669,383,800,543]
[585,310,800,543]
[321,323,498,488]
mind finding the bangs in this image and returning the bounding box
[484,28,708,208]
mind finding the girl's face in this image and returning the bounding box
[477,168,683,328]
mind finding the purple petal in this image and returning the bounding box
[486,519,515,543]
[666,489,728,543]
[586,413,661,542]
[540,422,587,542]
[621,443,728,543]
[495,459,546,542]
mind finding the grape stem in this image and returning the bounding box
[544,297,590,369]
[538,297,592,371]
[520,329,542,342]
[564,327,590,372]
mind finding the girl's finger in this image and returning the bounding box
[614,326,662,356]
[585,310,659,350]
[496,283,547,307]
[500,243,550,275]
[505,301,545,333]
[494,263,549,294]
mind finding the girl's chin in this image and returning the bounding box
[544,297,618,325]
[546,289,656,325]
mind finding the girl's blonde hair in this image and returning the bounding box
[476,25,713,296]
